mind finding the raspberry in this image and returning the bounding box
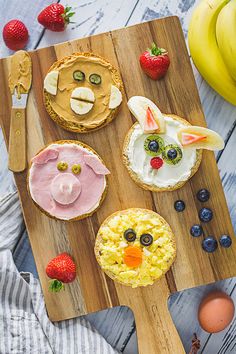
[150,157,163,169]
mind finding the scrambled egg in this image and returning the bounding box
[96,209,176,288]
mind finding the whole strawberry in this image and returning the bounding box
[3,20,29,51]
[140,43,170,80]
[38,4,75,32]
[46,252,76,292]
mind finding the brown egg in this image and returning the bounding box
[198,291,235,333]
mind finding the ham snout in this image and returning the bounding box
[50,173,81,205]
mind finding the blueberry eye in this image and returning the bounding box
[162,144,182,165]
[124,229,136,242]
[149,140,159,152]
[140,233,153,246]
[144,135,165,156]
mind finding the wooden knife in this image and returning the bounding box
[8,50,32,172]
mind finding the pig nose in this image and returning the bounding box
[50,173,81,205]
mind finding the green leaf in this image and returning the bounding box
[49,279,65,293]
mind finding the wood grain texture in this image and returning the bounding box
[0,16,235,354]
[8,108,27,172]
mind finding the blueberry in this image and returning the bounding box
[202,236,218,253]
[197,189,210,202]
[190,224,203,237]
[199,207,213,222]
[174,200,185,212]
[219,235,232,248]
[167,148,177,160]
[148,140,159,152]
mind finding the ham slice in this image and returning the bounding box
[50,173,81,205]
[32,148,59,164]
[84,154,110,175]
[29,143,107,220]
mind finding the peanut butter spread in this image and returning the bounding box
[47,54,122,129]
[9,51,32,96]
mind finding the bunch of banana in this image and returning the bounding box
[216,0,236,81]
[188,0,236,106]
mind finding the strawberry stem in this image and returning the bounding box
[62,5,75,25]
[148,43,167,56]
[49,279,65,292]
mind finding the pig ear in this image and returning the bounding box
[32,148,59,165]
[84,154,110,175]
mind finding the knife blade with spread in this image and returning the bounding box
[8,50,32,172]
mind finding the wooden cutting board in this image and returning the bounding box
[0,16,235,353]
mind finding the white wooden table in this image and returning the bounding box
[0,1,235,353]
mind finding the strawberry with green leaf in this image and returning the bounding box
[46,252,76,292]
[139,43,170,80]
[38,4,75,32]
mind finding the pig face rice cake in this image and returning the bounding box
[28,140,110,221]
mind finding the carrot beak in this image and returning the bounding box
[124,246,142,268]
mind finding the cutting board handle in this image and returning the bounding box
[8,107,27,172]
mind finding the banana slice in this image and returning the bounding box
[109,85,122,109]
[71,87,95,102]
[44,70,59,95]
[70,100,94,115]
[127,96,166,133]
[177,126,225,151]
[70,87,95,115]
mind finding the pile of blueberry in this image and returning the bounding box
[174,189,232,253]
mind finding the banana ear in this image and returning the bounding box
[109,85,122,109]
[44,70,59,95]
[177,126,225,151]
[127,96,166,133]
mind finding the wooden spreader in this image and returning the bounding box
[0,17,235,353]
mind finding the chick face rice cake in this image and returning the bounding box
[95,208,176,288]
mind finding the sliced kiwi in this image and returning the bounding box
[73,71,85,81]
[144,135,165,156]
[162,144,183,165]
[89,73,101,85]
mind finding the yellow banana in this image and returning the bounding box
[188,0,236,106]
[216,0,236,81]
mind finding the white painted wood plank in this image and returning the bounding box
[168,277,236,353]
[218,128,236,231]
[122,329,138,354]
[0,132,15,198]
[0,0,54,58]
[87,306,135,352]
[1,1,235,353]
[39,0,139,48]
